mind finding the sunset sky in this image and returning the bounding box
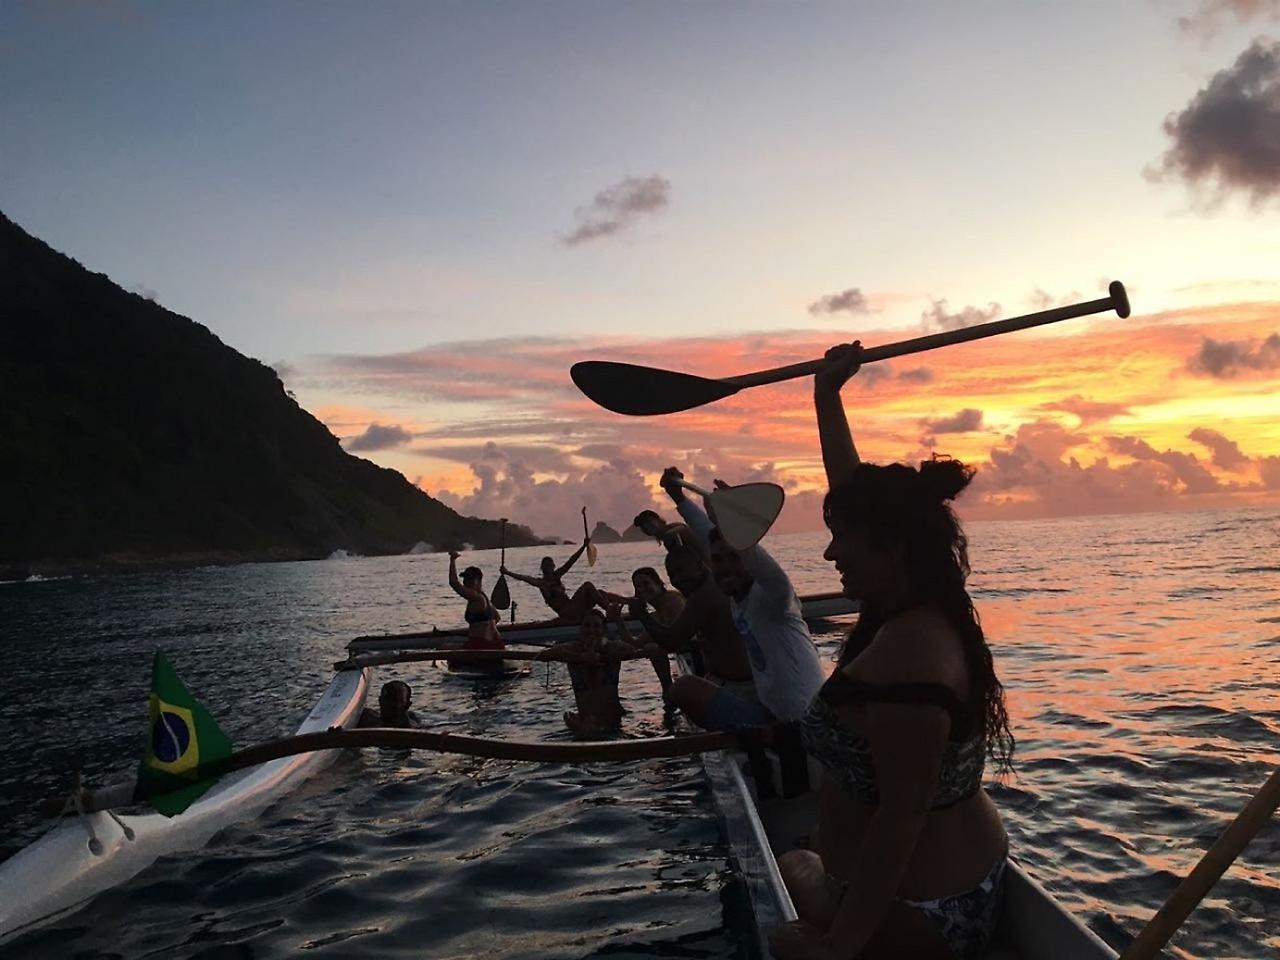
[3,1,1278,539]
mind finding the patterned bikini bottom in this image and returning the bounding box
[826,852,1007,960]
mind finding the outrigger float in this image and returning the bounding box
[0,667,370,943]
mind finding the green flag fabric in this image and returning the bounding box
[136,651,233,816]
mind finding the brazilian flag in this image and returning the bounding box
[136,652,233,816]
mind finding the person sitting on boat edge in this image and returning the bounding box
[358,680,416,728]
[500,540,627,624]
[631,545,770,730]
[659,466,826,726]
[615,565,685,696]
[448,551,503,650]
[768,343,1013,960]
[535,607,642,739]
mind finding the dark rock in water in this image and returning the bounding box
[620,525,650,543]
[0,212,550,575]
[589,521,623,543]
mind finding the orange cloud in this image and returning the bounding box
[294,302,1280,537]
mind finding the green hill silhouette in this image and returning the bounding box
[0,212,544,579]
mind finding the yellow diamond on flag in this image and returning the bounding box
[146,695,200,775]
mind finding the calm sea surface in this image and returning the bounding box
[2,508,1278,959]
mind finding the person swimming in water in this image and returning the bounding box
[535,608,642,738]
[358,680,416,728]
[500,539,625,624]
[448,551,503,651]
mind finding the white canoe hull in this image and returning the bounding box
[0,667,370,943]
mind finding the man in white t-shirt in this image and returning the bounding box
[659,467,825,722]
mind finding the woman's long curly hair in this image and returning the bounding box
[824,455,1014,777]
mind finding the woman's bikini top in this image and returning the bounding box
[540,578,569,609]
[801,670,985,810]
[465,602,498,624]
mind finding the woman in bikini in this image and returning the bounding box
[500,539,625,623]
[769,343,1014,960]
[448,551,503,651]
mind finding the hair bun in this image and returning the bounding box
[917,455,975,503]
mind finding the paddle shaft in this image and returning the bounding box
[1118,766,1280,960]
[113,727,753,809]
[725,285,1129,391]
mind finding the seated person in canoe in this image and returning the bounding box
[448,551,503,650]
[660,466,826,726]
[358,680,417,728]
[500,540,625,623]
[535,607,643,738]
[632,509,703,558]
[612,565,685,695]
[769,343,1013,960]
[631,544,770,730]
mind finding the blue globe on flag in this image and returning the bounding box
[152,709,192,764]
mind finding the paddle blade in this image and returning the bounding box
[587,541,598,566]
[707,483,785,551]
[571,361,740,416]
[492,574,511,610]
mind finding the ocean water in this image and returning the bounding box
[1,507,1278,959]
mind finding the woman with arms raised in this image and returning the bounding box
[770,344,1014,960]
[501,539,624,624]
[448,551,503,651]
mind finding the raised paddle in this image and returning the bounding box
[1117,766,1280,960]
[675,477,783,551]
[571,281,1132,416]
[582,506,598,566]
[491,518,511,610]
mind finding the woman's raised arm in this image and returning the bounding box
[814,342,863,489]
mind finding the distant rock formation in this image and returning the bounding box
[0,211,550,579]
[620,525,651,543]
[590,521,623,543]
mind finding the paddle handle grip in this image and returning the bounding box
[673,478,714,498]
[1118,765,1280,960]
[724,282,1130,390]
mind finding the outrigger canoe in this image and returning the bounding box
[347,591,861,652]
[0,668,370,944]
